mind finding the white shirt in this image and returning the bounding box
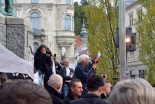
[65,67,70,76]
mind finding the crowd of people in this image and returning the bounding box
[0,44,155,104]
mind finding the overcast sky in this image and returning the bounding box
[74,0,81,3]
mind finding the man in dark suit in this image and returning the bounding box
[60,59,74,98]
[70,75,107,104]
[47,74,65,104]
[63,79,83,104]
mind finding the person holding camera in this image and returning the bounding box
[34,45,51,86]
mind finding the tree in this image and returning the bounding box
[74,2,82,35]
[136,0,155,84]
[83,0,119,82]
[74,1,89,35]
[81,0,88,6]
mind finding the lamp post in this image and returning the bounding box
[119,0,126,80]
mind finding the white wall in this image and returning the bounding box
[15,0,75,64]
[125,3,147,78]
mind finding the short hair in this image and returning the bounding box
[64,59,69,63]
[108,78,155,104]
[0,81,52,104]
[69,78,81,88]
[86,75,104,91]
[77,54,89,63]
[48,74,63,89]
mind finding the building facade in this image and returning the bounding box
[13,0,75,66]
[125,1,146,78]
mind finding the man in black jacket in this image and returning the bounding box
[101,80,111,99]
[47,74,65,104]
[60,59,74,98]
[63,79,83,104]
[70,75,107,104]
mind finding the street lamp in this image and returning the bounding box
[125,36,131,43]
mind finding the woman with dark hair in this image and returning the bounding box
[34,44,48,85]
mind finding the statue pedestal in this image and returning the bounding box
[0,14,34,62]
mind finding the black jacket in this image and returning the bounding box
[46,86,65,104]
[60,67,74,82]
[56,62,62,74]
[34,51,46,73]
[101,93,108,99]
[34,51,52,73]
[70,94,107,104]
[63,91,76,104]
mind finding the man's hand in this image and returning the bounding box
[70,72,74,78]
[55,59,58,63]
[92,64,96,70]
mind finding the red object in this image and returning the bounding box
[93,57,98,62]
[74,36,84,48]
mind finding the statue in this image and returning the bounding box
[61,47,66,64]
[0,0,16,16]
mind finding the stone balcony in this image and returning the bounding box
[56,31,75,47]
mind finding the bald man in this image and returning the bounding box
[47,74,65,104]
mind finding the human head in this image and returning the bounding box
[69,79,83,99]
[48,74,63,93]
[86,75,104,96]
[108,78,155,104]
[78,54,89,66]
[102,80,111,96]
[102,73,107,80]
[0,72,8,87]
[0,81,52,104]
[37,44,47,54]
[64,59,69,67]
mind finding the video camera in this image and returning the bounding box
[46,49,52,56]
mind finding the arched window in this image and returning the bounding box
[65,15,71,31]
[30,12,40,35]
[66,0,71,4]
[34,42,39,52]
[31,0,38,3]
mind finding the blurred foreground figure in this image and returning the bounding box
[0,81,52,104]
[108,78,155,104]
[0,72,10,89]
